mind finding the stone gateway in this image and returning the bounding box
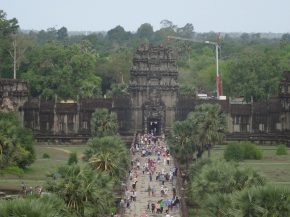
[129,44,178,135]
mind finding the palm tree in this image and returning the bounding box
[188,103,227,158]
[84,136,130,180]
[188,160,265,215]
[88,152,118,175]
[204,193,234,217]
[90,108,118,137]
[46,164,115,217]
[234,185,290,217]
[169,120,195,169]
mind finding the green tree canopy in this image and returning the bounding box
[223,49,284,101]
[21,42,102,99]
[0,112,35,169]
[0,10,19,77]
[136,23,154,39]
[90,108,118,137]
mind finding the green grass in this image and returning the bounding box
[212,145,290,184]
[0,144,87,191]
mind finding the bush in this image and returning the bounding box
[42,153,50,159]
[243,142,263,160]
[224,142,263,161]
[67,152,78,165]
[276,144,288,155]
[3,166,24,177]
[224,143,244,161]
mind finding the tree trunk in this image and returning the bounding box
[207,148,211,158]
[13,40,16,79]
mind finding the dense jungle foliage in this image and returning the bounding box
[1,10,290,101]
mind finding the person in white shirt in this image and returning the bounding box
[164,211,171,217]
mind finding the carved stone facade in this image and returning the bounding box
[129,44,178,135]
[0,79,28,112]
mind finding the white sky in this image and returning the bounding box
[1,0,290,33]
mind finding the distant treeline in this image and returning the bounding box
[1,9,290,101]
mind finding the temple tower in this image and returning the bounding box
[128,44,178,135]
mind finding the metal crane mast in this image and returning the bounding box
[167,35,223,98]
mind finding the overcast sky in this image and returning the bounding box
[2,0,290,33]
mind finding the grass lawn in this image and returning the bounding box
[0,144,88,191]
[212,145,290,184]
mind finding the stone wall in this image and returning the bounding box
[0,79,28,112]
[1,52,290,145]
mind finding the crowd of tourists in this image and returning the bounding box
[119,133,180,217]
[20,182,43,196]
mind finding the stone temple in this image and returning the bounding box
[129,44,178,135]
[0,44,290,144]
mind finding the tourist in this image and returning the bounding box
[161,186,165,197]
[126,199,130,209]
[151,185,155,196]
[132,182,136,190]
[140,212,148,217]
[156,202,161,213]
[167,155,170,165]
[132,190,137,201]
[164,210,171,217]
[147,185,151,196]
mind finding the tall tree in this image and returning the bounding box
[136,23,154,39]
[169,120,195,169]
[189,104,227,157]
[0,10,19,78]
[57,26,68,42]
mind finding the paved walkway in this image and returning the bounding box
[122,135,181,217]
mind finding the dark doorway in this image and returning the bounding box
[147,119,161,136]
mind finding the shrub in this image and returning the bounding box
[276,144,288,155]
[0,194,74,217]
[243,142,263,160]
[67,152,78,165]
[224,143,244,161]
[3,166,24,177]
[42,153,50,159]
[224,142,263,161]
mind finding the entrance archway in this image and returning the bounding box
[147,118,161,136]
[142,101,165,136]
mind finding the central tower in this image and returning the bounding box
[128,44,178,135]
